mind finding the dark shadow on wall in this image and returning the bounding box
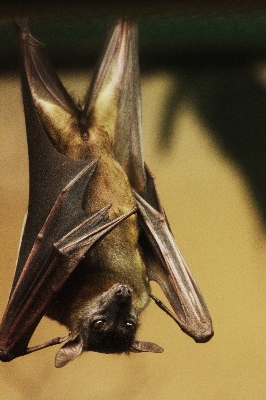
[1,15,266,226]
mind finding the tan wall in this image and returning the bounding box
[1,70,266,399]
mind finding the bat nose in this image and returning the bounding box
[116,284,132,299]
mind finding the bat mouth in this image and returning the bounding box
[85,323,137,354]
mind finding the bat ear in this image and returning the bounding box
[130,340,164,353]
[55,335,84,368]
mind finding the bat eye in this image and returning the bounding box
[126,322,135,333]
[92,320,106,330]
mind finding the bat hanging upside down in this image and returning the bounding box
[0,17,213,368]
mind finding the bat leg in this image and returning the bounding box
[18,335,70,360]
[149,294,180,324]
[0,335,70,361]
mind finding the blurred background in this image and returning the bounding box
[1,7,266,399]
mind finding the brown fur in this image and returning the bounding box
[45,121,150,332]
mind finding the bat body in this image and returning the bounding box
[0,18,213,367]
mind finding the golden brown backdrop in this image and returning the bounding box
[1,69,266,399]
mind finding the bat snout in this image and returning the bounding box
[115,284,132,301]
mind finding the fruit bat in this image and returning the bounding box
[0,17,213,368]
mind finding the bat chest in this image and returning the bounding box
[46,156,150,329]
[83,156,150,298]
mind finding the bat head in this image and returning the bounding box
[55,284,163,367]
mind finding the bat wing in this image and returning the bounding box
[84,20,146,193]
[13,18,89,288]
[0,160,136,360]
[0,19,138,360]
[87,19,213,342]
[135,169,213,342]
